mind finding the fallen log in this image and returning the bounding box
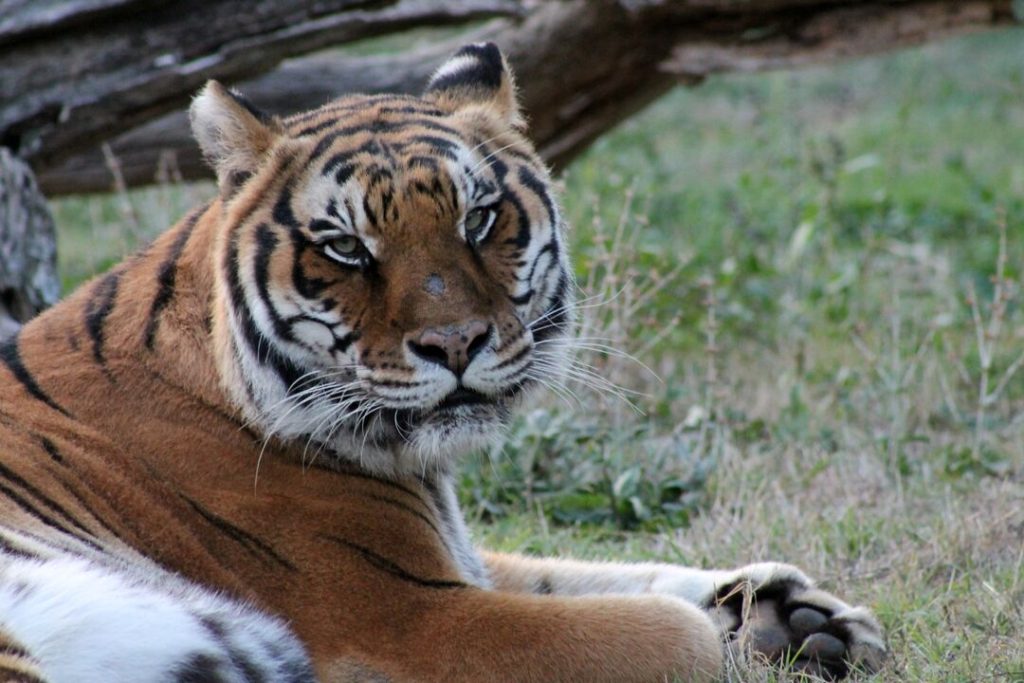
[0,0,521,170]
[27,0,1017,195]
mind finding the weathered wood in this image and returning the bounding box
[0,0,521,168]
[662,1,1013,76]
[0,148,59,340]
[32,0,1018,194]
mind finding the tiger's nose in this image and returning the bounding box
[407,320,491,376]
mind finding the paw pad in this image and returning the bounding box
[714,577,887,680]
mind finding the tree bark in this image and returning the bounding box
[29,0,1018,195]
[0,148,59,340]
[0,0,522,167]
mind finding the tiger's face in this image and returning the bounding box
[190,44,572,476]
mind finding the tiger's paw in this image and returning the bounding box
[709,563,886,679]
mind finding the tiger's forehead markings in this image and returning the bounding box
[284,94,446,129]
[304,135,499,228]
[298,105,464,166]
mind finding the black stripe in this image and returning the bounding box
[309,218,340,234]
[253,224,294,343]
[181,495,296,571]
[480,156,530,252]
[84,271,122,368]
[199,617,266,683]
[509,289,533,306]
[367,378,421,389]
[517,165,557,227]
[444,175,459,216]
[531,272,570,343]
[314,135,379,168]
[145,209,201,349]
[515,240,560,311]
[333,163,356,187]
[0,663,45,683]
[38,437,63,464]
[405,135,459,160]
[272,184,300,229]
[225,231,307,391]
[0,639,33,660]
[0,478,99,550]
[332,331,358,354]
[332,468,433,512]
[494,343,531,371]
[301,114,460,143]
[321,535,466,590]
[527,240,558,285]
[0,460,94,538]
[290,240,332,299]
[360,492,444,541]
[55,479,123,543]
[0,336,70,417]
[406,155,439,173]
[225,88,275,127]
[251,225,320,394]
[285,94,422,125]
[173,653,224,683]
[0,531,35,560]
[375,105,446,118]
[303,119,385,140]
[409,175,452,215]
[361,194,378,228]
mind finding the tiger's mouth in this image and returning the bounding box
[436,387,490,411]
[378,382,526,437]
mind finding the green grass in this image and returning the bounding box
[51,27,1024,682]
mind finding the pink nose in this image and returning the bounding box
[407,320,491,376]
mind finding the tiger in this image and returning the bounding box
[0,43,885,682]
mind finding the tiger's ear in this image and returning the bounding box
[424,42,523,129]
[189,81,284,199]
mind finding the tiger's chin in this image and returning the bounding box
[401,405,510,473]
[379,382,529,474]
[310,396,516,479]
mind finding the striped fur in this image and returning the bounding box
[0,626,45,683]
[0,43,884,681]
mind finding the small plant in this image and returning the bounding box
[461,190,715,530]
[961,215,1023,467]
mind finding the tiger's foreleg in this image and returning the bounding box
[370,586,722,683]
[482,551,887,678]
[0,553,314,683]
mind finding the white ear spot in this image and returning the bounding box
[429,53,485,86]
[424,42,522,127]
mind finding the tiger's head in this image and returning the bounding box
[189,44,573,477]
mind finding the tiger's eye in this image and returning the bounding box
[323,234,369,267]
[331,235,361,255]
[465,206,498,245]
[466,208,487,234]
